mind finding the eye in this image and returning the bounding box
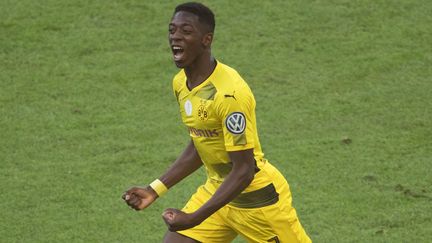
[168,26,176,34]
[181,27,193,35]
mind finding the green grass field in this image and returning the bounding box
[1,0,431,242]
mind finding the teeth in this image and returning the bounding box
[172,46,184,61]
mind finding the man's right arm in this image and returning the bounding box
[159,140,203,188]
[122,140,202,210]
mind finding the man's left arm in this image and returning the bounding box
[162,148,256,231]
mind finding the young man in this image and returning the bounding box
[123,2,312,243]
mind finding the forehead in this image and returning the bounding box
[170,11,200,26]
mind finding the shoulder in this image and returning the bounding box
[214,62,244,85]
[212,62,254,102]
[211,62,256,116]
[212,63,252,94]
[172,69,186,91]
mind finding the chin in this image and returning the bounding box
[174,60,189,69]
[174,62,184,68]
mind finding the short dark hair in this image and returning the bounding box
[174,2,215,33]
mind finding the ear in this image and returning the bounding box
[201,32,213,48]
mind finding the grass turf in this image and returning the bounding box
[1,0,431,242]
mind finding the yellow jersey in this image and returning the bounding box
[173,61,273,194]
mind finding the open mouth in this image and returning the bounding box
[172,45,185,62]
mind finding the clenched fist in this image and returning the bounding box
[122,186,158,210]
[162,208,202,231]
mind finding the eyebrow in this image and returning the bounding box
[169,22,194,27]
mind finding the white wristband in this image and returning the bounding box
[149,179,168,196]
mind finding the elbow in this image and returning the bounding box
[246,168,255,183]
[239,167,255,188]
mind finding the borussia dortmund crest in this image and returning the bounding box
[198,100,209,121]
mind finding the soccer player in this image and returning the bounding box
[123,2,312,243]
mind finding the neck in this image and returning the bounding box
[185,52,216,90]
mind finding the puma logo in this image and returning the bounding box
[224,94,236,100]
[267,236,280,243]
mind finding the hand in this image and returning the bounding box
[162,208,201,231]
[122,186,158,211]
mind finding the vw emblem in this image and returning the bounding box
[225,112,246,134]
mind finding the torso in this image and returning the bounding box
[173,61,272,193]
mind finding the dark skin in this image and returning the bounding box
[168,11,216,88]
[122,141,202,210]
[123,11,256,242]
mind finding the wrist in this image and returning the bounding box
[190,211,206,225]
[149,179,168,197]
[145,185,159,199]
